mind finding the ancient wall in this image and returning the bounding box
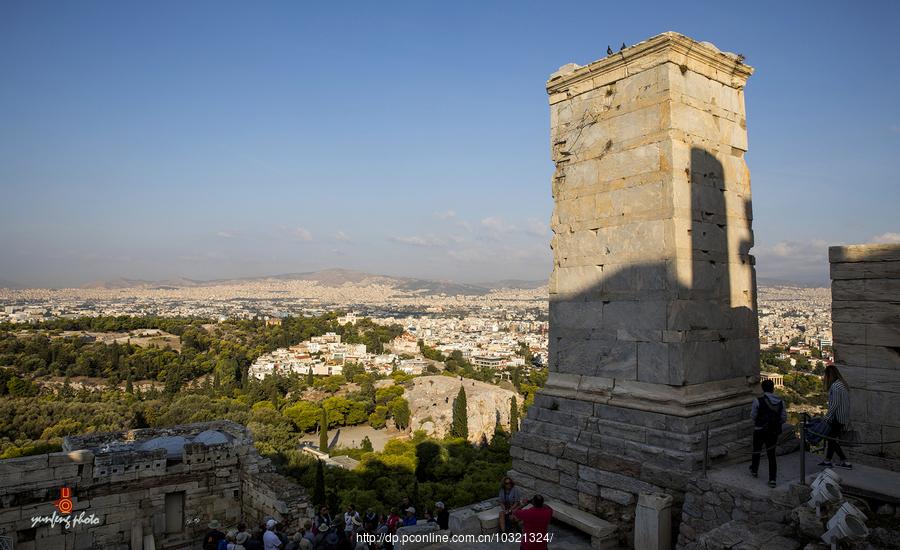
[0,421,310,550]
[830,243,900,470]
[677,477,810,549]
[511,32,760,513]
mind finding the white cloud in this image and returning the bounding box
[216,231,236,239]
[525,218,549,237]
[480,216,517,236]
[334,231,351,242]
[390,235,444,247]
[873,232,900,244]
[291,227,313,242]
[755,239,832,283]
[435,210,456,220]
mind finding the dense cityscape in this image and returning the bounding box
[0,273,825,362]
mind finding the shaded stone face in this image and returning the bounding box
[512,32,760,507]
[0,421,310,550]
[829,243,900,468]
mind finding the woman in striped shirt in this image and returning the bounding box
[820,365,852,469]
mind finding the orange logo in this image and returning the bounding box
[54,487,74,514]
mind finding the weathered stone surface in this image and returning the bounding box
[0,421,311,548]
[518,38,760,550]
[831,243,900,467]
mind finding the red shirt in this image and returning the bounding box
[514,505,553,550]
[387,514,401,534]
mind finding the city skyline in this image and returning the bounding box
[2,1,899,288]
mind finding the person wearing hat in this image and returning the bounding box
[344,504,361,538]
[263,519,282,550]
[402,507,417,527]
[434,501,449,530]
[233,531,251,550]
[204,520,226,550]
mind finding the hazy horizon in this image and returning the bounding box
[2,2,898,288]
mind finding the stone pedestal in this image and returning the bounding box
[511,32,759,508]
[636,492,674,550]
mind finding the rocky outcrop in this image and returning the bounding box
[405,376,520,443]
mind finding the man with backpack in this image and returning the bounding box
[750,378,787,487]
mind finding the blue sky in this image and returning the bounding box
[1,1,898,287]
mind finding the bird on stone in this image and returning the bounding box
[620,42,627,51]
[607,46,613,55]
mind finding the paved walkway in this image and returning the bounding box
[709,449,900,503]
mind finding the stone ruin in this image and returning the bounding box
[511,30,759,508]
[830,243,900,471]
[503,31,900,550]
[0,421,310,550]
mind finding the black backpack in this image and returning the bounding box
[756,396,783,435]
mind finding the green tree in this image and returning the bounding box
[319,408,329,452]
[307,367,314,386]
[451,386,468,439]
[313,459,326,505]
[361,436,374,452]
[368,405,389,429]
[415,440,441,481]
[509,397,519,434]
[7,376,37,397]
[390,397,411,430]
[283,401,321,432]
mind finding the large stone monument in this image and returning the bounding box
[511,32,760,510]
[830,243,900,471]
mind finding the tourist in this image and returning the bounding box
[434,501,449,530]
[235,531,251,550]
[204,519,226,550]
[402,507,417,526]
[498,476,522,532]
[749,378,786,488]
[221,530,237,550]
[385,508,401,550]
[344,504,361,538]
[245,527,264,550]
[284,530,306,550]
[364,508,377,531]
[314,523,329,548]
[301,521,315,548]
[315,505,334,533]
[263,519,283,550]
[819,365,853,469]
[514,495,553,550]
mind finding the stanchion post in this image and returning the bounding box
[800,413,807,485]
[703,425,710,477]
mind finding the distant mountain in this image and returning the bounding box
[76,269,545,296]
[480,278,547,290]
[757,277,828,289]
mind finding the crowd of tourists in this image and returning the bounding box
[201,499,451,550]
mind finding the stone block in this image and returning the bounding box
[448,507,480,535]
[600,487,635,505]
[831,260,900,280]
[829,244,900,263]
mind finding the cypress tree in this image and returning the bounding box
[319,408,329,452]
[451,386,469,440]
[510,397,519,434]
[313,459,325,505]
[307,366,314,386]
